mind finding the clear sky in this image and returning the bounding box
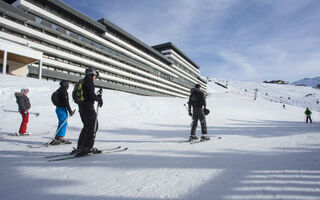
[62,0,320,82]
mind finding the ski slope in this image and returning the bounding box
[0,74,320,200]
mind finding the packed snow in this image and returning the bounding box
[0,74,320,200]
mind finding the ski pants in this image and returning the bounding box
[56,107,68,137]
[306,116,312,123]
[77,103,98,149]
[19,111,29,134]
[190,107,207,135]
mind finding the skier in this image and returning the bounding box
[74,68,103,156]
[51,80,74,145]
[304,108,312,123]
[188,84,209,141]
[15,88,31,135]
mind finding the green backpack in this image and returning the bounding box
[72,79,84,104]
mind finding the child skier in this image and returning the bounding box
[15,88,31,135]
[51,80,74,145]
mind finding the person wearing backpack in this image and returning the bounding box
[304,108,312,123]
[188,84,209,141]
[74,68,103,157]
[15,88,31,135]
[51,80,74,144]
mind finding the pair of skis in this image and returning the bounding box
[28,109,76,148]
[46,146,128,162]
[180,136,222,144]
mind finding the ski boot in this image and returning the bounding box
[55,136,72,144]
[15,132,31,136]
[188,135,198,142]
[49,138,61,145]
[91,147,102,154]
[75,147,92,157]
[200,134,210,141]
[70,147,80,155]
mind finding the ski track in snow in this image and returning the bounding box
[0,74,320,200]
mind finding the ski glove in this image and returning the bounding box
[188,111,192,116]
[97,95,103,107]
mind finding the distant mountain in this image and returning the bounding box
[291,76,320,88]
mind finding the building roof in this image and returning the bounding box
[98,18,172,65]
[0,0,35,22]
[152,42,199,69]
[38,0,106,33]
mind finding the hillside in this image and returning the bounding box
[291,76,320,88]
[0,74,320,200]
[211,78,320,112]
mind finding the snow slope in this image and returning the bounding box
[212,78,320,112]
[0,74,320,200]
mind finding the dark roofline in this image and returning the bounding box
[98,18,172,65]
[0,0,35,22]
[43,0,106,33]
[152,42,199,69]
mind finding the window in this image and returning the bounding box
[52,24,58,31]
[35,16,42,24]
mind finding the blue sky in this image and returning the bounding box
[62,0,320,82]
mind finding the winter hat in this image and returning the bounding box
[21,88,29,93]
[60,80,69,88]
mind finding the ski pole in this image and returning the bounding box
[46,109,76,146]
[94,88,103,133]
[184,103,193,127]
[3,109,40,117]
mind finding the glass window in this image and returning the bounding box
[52,24,58,31]
[35,17,42,24]
[66,30,71,36]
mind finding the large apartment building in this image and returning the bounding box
[0,0,207,98]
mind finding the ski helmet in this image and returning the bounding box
[60,80,69,88]
[203,108,210,115]
[85,68,99,77]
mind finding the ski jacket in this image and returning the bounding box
[81,76,99,106]
[56,86,72,114]
[304,109,312,117]
[15,93,31,112]
[188,88,206,110]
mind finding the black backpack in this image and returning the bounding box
[51,90,59,106]
[189,90,200,106]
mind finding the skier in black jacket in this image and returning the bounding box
[52,80,74,144]
[188,84,209,141]
[76,68,103,156]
